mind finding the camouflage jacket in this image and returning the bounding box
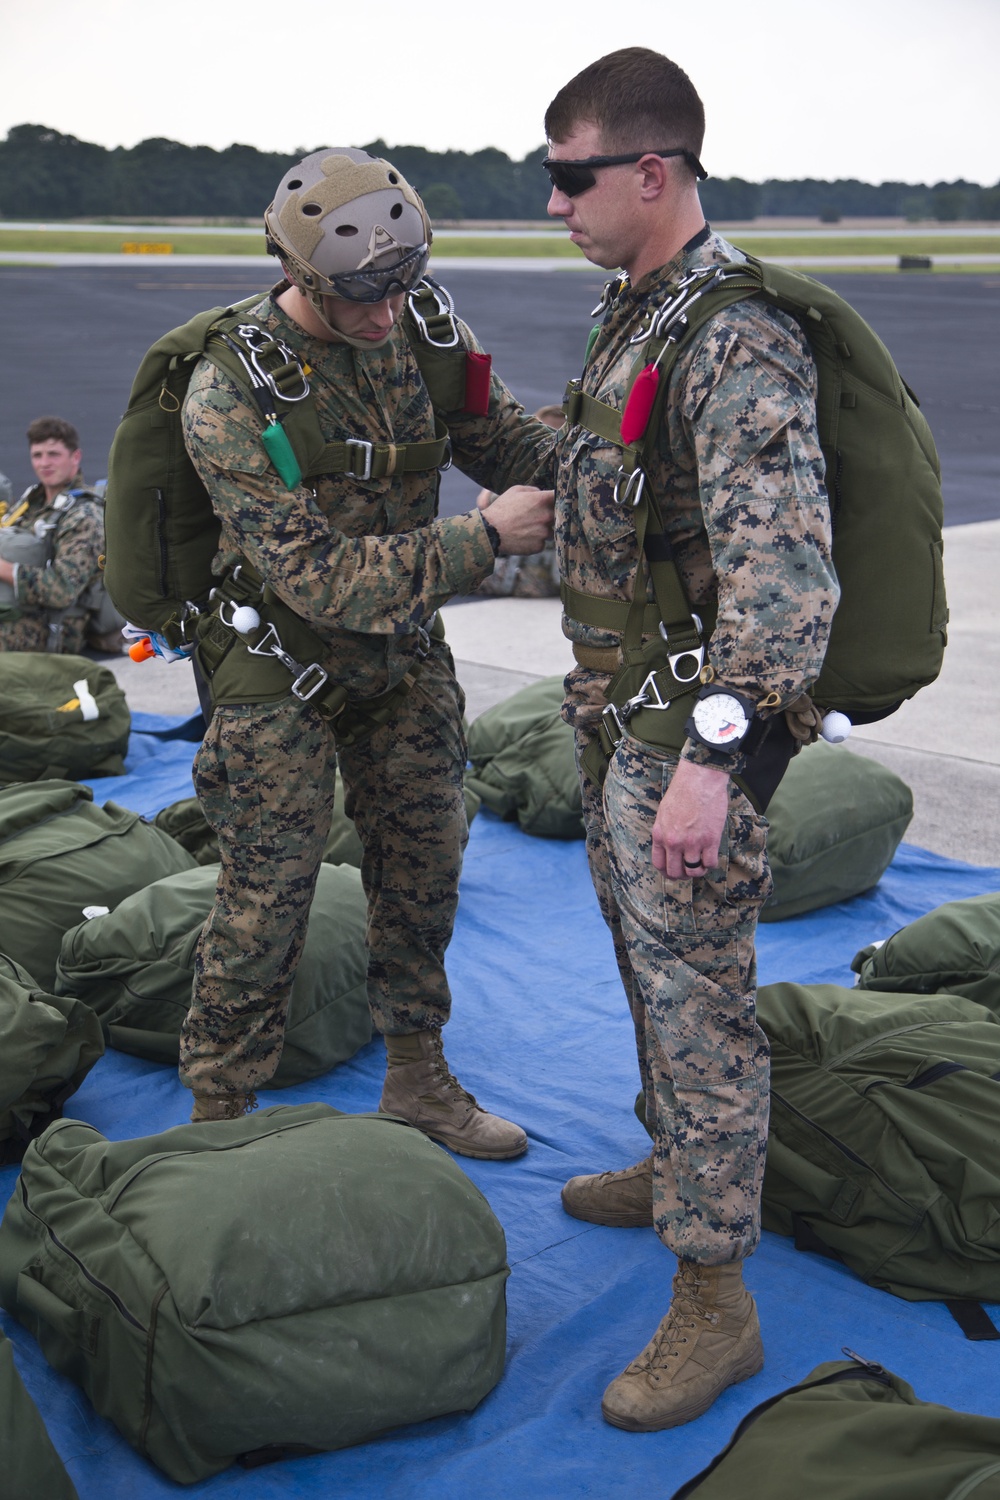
[0,482,104,655]
[183,285,556,697]
[556,229,840,765]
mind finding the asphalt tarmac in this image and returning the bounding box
[1,264,998,525]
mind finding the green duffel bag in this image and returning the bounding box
[760,742,913,921]
[0,780,197,991]
[0,654,130,783]
[0,952,104,1164]
[671,1353,1000,1499]
[56,862,372,1081]
[155,776,482,869]
[465,676,583,840]
[758,981,1000,1311]
[0,1104,509,1483]
[852,892,1000,1013]
[1,1325,79,1500]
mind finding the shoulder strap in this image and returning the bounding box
[563,262,765,655]
[204,306,451,491]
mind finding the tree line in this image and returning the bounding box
[2,124,997,223]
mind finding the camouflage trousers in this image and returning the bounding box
[577,729,772,1264]
[179,642,468,1096]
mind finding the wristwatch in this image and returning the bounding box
[684,684,756,755]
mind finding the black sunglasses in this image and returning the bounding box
[542,148,708,198]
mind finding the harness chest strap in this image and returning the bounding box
[206,331,452,484]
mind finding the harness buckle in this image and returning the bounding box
[614,466,646,507]
[659,613,705,684]
[345,439,374,480]
[601,700,628,750]
[290,662,329,702]
[438,436,453,473]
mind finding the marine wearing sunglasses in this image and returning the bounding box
[542,148,708,198]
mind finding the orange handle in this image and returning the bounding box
[128,636,156,663]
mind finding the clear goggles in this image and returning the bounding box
[316,242,430,303]
[542,148,707,198]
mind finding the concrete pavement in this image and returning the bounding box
[104,515,1000,870]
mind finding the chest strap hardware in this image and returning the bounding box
[345,438,373,480]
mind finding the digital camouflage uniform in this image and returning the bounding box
[0,483,104,654]
[180,283,554,1096]
[557,229,839,1264]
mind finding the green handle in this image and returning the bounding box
[261,420,303,491]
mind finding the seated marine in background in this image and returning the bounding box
[0,417,110,654]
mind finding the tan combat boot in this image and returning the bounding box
[601,1258,763,1431]
[379,1031,528,1160]
[561,1156,654,1227]
[190,1091,258,1123]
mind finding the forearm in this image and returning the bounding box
[198,457,497,636]
[14,515,103,610]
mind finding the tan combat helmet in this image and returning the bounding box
[264,147,431,331]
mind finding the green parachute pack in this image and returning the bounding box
[671,1353,1000,1500]
[0,1104,509,1482]
[757,980,1000,1334]
[564,256,948,786]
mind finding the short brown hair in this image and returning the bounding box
[27,416,80,451]
[544,47,705,164]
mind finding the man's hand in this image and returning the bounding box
[481,485,555,556]
[652,758,730,878]
[0,559,14,586]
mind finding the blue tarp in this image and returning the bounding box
[3,716,999,1498]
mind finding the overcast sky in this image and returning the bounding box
[3,0,997,185]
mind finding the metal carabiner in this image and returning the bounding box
[407,277,461,349]
[614,466,646,508]
[628,267,723,347]
[235,325,311,402]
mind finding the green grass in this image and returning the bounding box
[726,234,1000,258]
[1,226,998,265]
[0,228,267,254]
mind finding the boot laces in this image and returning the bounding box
[595,1157,649,1186]
[425,1035,479,1108]
[636,1271,722,1372]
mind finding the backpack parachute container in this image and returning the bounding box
[103,297,261,649]
[747,260,947,720]
[566,254,948,796]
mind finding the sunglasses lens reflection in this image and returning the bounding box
[545,162,597,197]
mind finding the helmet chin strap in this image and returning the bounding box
[285,278,396,350]
[309,288,396,349]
